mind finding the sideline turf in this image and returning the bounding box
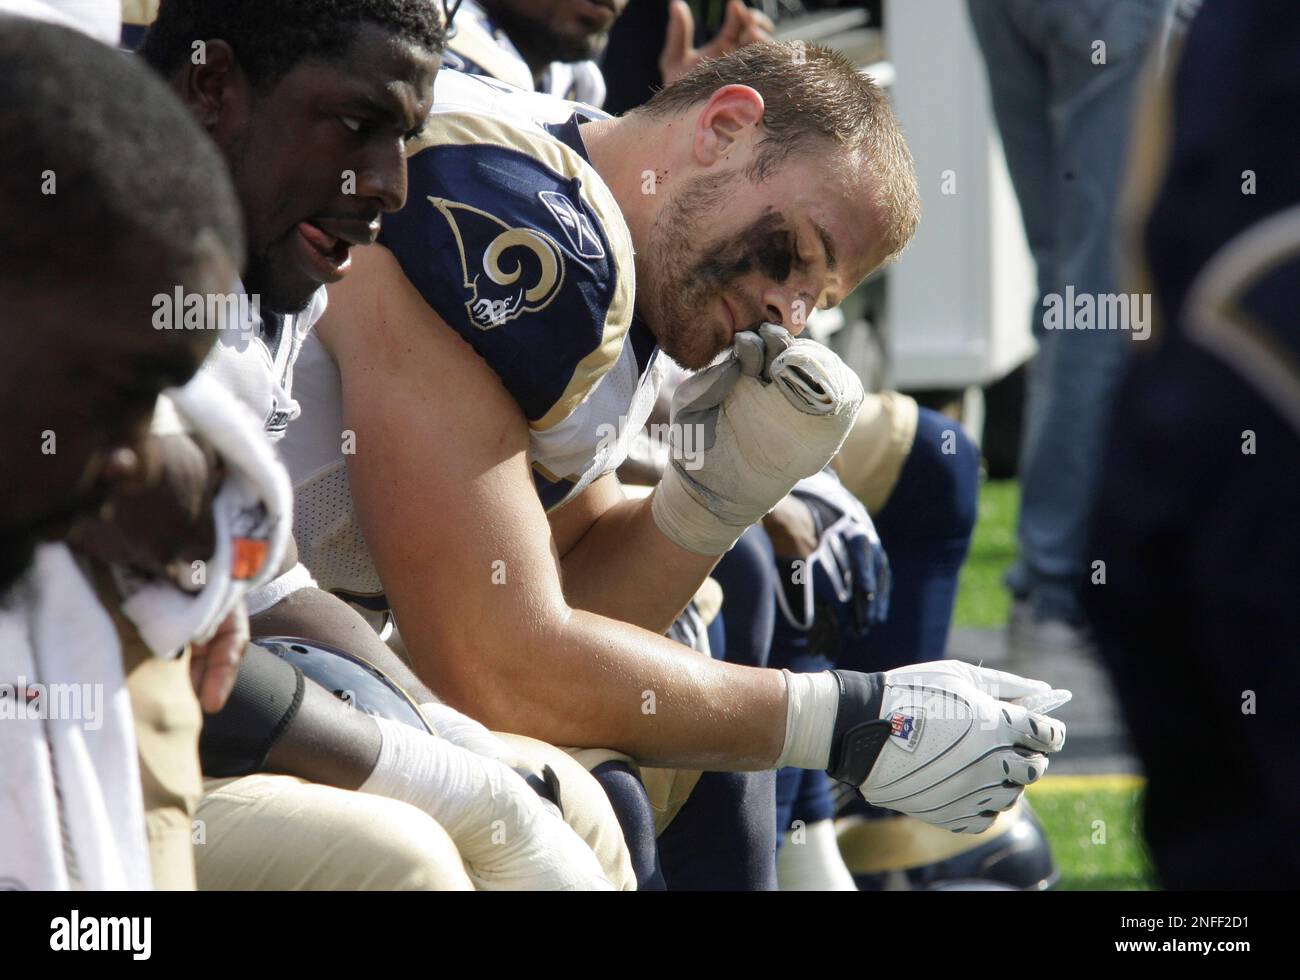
[1028,776,1155,890]
[952,480,1156,889]
[954,479,1019,629]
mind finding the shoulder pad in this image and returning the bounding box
[380,111,634,431]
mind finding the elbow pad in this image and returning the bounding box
[198,643,304,777]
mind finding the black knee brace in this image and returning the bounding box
[198,643,305,777]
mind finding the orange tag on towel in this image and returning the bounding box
[231,538,269,580]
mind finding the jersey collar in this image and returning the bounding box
[544,114,657,374]
[544,111,605,166]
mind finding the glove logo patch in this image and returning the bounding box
[888,711,923,752]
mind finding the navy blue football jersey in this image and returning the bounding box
[118,0,155,49]
[379,69,662,510]
[281,71,663,603]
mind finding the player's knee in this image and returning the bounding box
[883,408,980,544]
[372,804,475,891]
[195,776,473,891]
[312,790,473,891]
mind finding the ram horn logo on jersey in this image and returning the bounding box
[430,197,565,330]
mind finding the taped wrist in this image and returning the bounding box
[198,643,305,777]
[361,716,501,857]
[775,669,840,770]
[418,701,562,814]
[651,467,750,556]
[418,700,514,763]
[825,670,890,785]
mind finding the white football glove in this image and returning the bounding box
[827,662,1070,833]
[452,760,615,892]
[652,324,865,555]
[362,718,613,890]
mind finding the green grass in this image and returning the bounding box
[953,479,1020,629]
[1027,776,1156,890]
[950,480,1158,888]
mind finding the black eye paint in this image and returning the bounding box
[754,226,794,282]
[695,208,801,287]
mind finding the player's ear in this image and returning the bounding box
[692,84,765,167]
[177,40,241,134]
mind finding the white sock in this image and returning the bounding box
[777,818,857,891]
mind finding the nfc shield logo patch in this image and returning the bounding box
[430,196,565,330]
[539,190,605,260]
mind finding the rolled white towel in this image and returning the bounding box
[116,370,293,658]
[0,544,150,890]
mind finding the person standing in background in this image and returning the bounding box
[966,0,1165,658]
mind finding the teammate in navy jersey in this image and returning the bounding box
[273,44,1069,890]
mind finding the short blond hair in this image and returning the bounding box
[639,41,920,264]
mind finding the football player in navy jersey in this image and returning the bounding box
[270,42,1070,889]
[443,0,1011,890]
[133,0,644,891]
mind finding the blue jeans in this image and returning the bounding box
[967,0,1163,623]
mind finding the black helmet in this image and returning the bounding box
[252,636,432,734]
[837,801,1059,891]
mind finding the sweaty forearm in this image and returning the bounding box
[427,606,788,771]
[559,494,719,634]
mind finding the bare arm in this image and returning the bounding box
[558,453,819,630]
[549,474,720,634]
[321,245,786,770]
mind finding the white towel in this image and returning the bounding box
[115,370,293,658]
[0,0,121,45]
[0,544,151,890]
